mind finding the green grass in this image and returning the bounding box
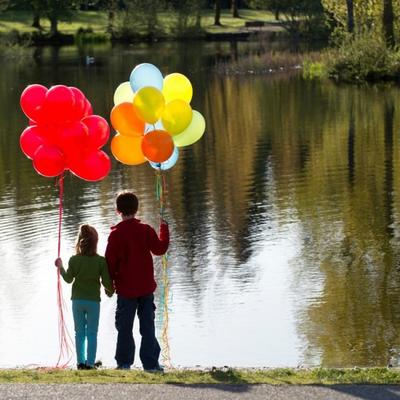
[1,368,400,384]
[0,9,279,36]
[0,10,108,34]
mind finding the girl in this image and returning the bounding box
[55,224,114,370]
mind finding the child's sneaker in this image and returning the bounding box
[144,364,164,373]
[77,363,87,370]
[116,364,131,370]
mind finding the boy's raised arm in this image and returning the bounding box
[147,221,169,255]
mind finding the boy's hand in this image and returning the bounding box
[160,218,168,226]
[54,258,63,269]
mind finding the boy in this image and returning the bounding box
[105,191,169,371]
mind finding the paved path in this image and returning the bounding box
[1,384,400,400]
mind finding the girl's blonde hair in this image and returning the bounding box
[75,224,98,256]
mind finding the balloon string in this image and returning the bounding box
[55,174,73,368]
[155,170,172,368]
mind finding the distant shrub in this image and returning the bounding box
[75,28,109,44]
[316,31,400,82]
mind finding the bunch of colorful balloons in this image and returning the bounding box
[20,84,111,181]
[110,63,205,170]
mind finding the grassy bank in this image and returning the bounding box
[1,368,400,384]
[0,9,280,42]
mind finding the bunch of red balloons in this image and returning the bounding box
[20,84,111,181]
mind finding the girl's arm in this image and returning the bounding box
[55,257,74,283]
[101,259,114,297]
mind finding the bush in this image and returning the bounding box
[323,31,400,82]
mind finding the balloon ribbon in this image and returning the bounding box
[55,174,73,368]
[155,169,172,368]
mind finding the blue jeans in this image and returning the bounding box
[72,300,100,366]
[115,294,161,369]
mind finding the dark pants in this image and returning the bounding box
[115,294,161,369]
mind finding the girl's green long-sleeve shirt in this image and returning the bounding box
[61,254,114,302]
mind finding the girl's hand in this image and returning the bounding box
[54,258,63,269]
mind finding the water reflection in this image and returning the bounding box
[1,41,400,367]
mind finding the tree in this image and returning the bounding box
[173,0,204,33]
[214,0,221,25]
[382,0,395,47]
[346,0,354,33]
[21,0,80,35]
[231,0,239,17]
[247,0,325,32]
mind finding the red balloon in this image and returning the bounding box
[20,126,46,159]
[83,99,93,117]
[70,87,86,121]
[141,130,174,163]
[42,85,76,124]
[33,145,66,177]
[36,123,59,145]
[56,121,88,156]
[82,115,110,149]
[20,84,47,123]
[69,150,111,181]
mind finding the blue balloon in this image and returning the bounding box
[130,63,163,92]
[150,147,179,171]
[145,120,165,134]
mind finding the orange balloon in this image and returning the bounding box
[141,130,174,163]
[111,133,146,165]
[110,102,145,137]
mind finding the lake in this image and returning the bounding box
[1,40,400,368]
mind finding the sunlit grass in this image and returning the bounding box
[1,368,400,384]
[0,9,278,35]
[0,10,108,33]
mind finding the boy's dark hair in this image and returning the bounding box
[116,191,139,216]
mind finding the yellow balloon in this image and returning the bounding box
[161,100,192,136]
[173,110,205,147]
[111,133,146,165]
[113,82,134,105]
[133,87,165,124]
[163,73,193,104]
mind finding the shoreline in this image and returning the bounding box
[2,28,286,47]
[1,367,400,384]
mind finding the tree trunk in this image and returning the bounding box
[383,0,395,47]
[275,9,280,21]
[214,0,221,26]
[346,0,354,33]
[195,6,202,29]
[50,15,58,36]
[107,0,117,34]
[231,0,239,18]
[32,13,41,29]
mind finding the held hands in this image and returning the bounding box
[105,288,114,298]
[160,218,168,226]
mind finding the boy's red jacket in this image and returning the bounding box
[105,218,169,298]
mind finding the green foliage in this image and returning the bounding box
[113,0,166,39]
[324,31,400,82]
[302,60,328,79]
[246,0,328,38]
[172,0,205,37]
